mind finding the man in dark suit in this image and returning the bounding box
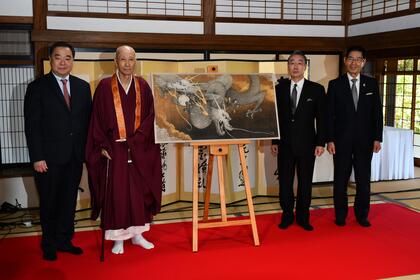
[24,42,92,260]
[271,50,325,231]
[326,46,383,227]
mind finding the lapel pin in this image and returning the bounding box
[363,83,366,87]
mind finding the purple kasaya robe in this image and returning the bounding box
[85,76,162,230]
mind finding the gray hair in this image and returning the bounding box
[288,50,308,65]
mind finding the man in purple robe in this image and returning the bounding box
[86,45,162,254]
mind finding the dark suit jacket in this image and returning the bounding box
[273,78,325,157]
[24,72,92,164]
[326,74,383,153]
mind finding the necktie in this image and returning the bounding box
[291,83,297,114]
[351,78,358,110]
[61,79,71,110]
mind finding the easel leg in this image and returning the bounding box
[203,154,214,222]
[192,146,199,252]
[217,155,228,222]
[239,145,260,246]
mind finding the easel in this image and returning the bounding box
[191,140,260,252]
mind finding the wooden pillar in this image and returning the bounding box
[32,0,48,77]
[203,0,215,35]
[343,0,351,40]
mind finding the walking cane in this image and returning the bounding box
[100,158,110,262]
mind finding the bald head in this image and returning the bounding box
[115,45,136,77]
[115,45,135,60]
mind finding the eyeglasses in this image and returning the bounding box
[346,57,365,63]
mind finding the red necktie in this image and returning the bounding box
[61,79,71,110]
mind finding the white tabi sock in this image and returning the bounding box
[111,240,124,254]
[132,233,154,250]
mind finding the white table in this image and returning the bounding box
[313,126,414,182]
[374,126,414,181]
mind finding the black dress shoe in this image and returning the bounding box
[57,245,83,255]
[335,220,346,226]
[357,219,371,227]
[297,221,314,231]
[43,249,57,261]
[278,220,293,229]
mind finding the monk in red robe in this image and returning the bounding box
[86,45,162,254]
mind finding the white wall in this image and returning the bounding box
[348,13,420,36]
[0,177,38,208]
[75,52,205,60]
[0,0,33,16]
[216,22,345,37]
[46,14,345,37]
[47,16,204,34]
[306,54,340,89]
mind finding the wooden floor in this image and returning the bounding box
[1,167,419,279]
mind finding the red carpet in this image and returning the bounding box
[1,203,420,280]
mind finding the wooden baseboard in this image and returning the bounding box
[0,16,33,24]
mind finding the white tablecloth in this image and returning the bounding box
[374,126,414,180]
[313,126,414,182]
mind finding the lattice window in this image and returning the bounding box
[48,0,202,16]
[129,0,202,16]
[48,0,127,13]
[393,59,414,130]
[0,67,34,164]
[0,29,31,57]
[381,58,420,133]
[351,0,411,20]
[416,0,420,8]
[415,59,420,133]
[216,0,342,21]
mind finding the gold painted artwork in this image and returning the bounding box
[152,73,280,143]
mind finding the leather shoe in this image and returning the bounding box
[57,245,83,255]
[278,219,293,229]
[43,249,57,261]
[297,221,314,231]
[357,219,371,227]
[335,220,346,226]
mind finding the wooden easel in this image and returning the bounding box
[191,140,260,252]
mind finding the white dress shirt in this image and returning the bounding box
[52,72,71,96]
[290,78,305,105]
[347,73,360,98]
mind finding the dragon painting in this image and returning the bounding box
[153,73,278,142]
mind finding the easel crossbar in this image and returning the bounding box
[198,219,252,229]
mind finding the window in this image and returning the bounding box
[216,0,342,21]
[415,59,420,133]
[0,25,34,167]
[48,0,202,16]
[381,57,420,133]
[395,59,414,130]
[351,0,412,20]
[0,66,34,165]
[0,26,32,60]
[130,0,202,16]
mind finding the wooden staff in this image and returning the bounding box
[100,158,110,262]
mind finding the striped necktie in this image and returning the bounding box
[351,78,358,110]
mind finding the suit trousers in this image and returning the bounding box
[34,155,83,251]
[333,149,373,222]
[278,151,315,223]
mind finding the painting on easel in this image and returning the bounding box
[152,73,280,143]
